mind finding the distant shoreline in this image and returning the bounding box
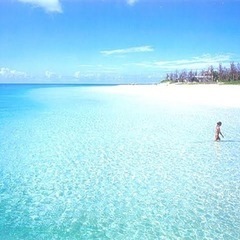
[1,80,240,86]
[160,80,240,85]
[1,83,240,108]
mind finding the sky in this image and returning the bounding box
[0,0,240,83]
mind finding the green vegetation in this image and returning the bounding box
[222,80,240,85]
[163,62,240,84]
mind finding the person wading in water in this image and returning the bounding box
[215,121,224,141]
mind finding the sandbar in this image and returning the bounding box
[94,84,240,108]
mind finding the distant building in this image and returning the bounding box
[191,71,213,82]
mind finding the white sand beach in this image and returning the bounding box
[96,84,240,108]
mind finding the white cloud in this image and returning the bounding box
[17,0,62,13]
[132,54,234,71]
[78,64,121,73]
[45,70,61,78]
[155,54,232,70]
[101,46,154,56]
[0,67,27,78]
[126,0,139,6]
[74,71,81,79]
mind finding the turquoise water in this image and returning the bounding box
[0,84,240,239]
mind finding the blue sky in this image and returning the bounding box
[0,0,240,83]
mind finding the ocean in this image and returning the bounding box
[0,84,239,239]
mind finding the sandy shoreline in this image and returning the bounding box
[94,84,240,108]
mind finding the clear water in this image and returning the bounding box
[0,84,240,240]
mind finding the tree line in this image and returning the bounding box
[164,62,240,83]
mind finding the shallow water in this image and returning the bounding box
[0,84,240,239]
